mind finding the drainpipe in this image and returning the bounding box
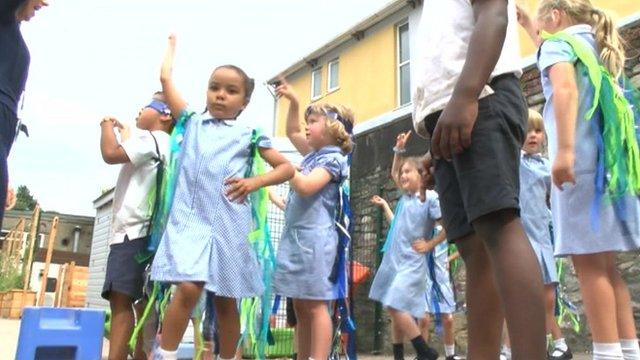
[72,226,81,253]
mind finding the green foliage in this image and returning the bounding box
[14,185,37,212]
[0,253,24,291]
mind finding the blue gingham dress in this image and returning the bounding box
[150,112,271,298]
[519,153,557,284]
[369,191,441,318]
[538,24,640,256]
[272,145,349,300]
[425,237,456,314]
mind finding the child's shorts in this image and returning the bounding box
[423,73,527,241]
[101,235,148,301]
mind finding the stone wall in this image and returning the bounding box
[351,18,640,355]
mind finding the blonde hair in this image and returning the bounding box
[527,109,545,132]
[537,0,626,78]
[305,103,355,154]
[397,157,423,183]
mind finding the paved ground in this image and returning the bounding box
[3,318,593,359]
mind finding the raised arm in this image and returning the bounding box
[100,117,130,164]
[370,195,394,223]
[516,4,542,47]
[391,131,411,188]
[160,34,188,118]
[276,78,313,156]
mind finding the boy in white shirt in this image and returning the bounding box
[100,92,173,359]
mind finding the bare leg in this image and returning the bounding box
[214,296,240,359]
[572,253,620,343]
[456,233,505,359]
[419,314,431,342]
[159,282,203,350]
[472,209,546,359]
[108,291,135,360]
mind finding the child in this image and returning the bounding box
[272,79,353,360]
[149,35,294,360]
[368,130,440,360]
[100,92,174,360]
[419,224,463,360]
[412,0,546,358]
[519,109,571,359]
[519,1,640,358]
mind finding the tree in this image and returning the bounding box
[13,185,37,211]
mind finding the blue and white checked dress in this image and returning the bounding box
[150,112,272,298]
[369,191,441,318]
[272,145,349,300]
[538,24,640,256]
[519,152,557,284]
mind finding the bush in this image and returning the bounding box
[0,253,24,291]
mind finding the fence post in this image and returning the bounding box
[372,187,385,354]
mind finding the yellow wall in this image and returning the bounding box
[275,24,399,136]
[517,0,639,56]
[275,1,639,136]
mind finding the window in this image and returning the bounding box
[327,59,339,91]
[397,22,411,106]
[311,68,322,99]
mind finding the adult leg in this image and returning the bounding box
[472,209,546,359]
[456,233,505,359]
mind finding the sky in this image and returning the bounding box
[9,0,392,216]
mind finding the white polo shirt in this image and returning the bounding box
[411,0,523,138]
[110,129,170,245]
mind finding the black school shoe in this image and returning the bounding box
[548,346,573,360]
[414,346,439,360]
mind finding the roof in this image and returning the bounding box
[268,0,412,83]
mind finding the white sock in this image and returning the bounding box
[217,357,235,360]
[156,347,178,360]
[593,342,624,360]
[621,339,640,360]
[445,344,455,356]
[501,345,512,359]
[554,338,568,350]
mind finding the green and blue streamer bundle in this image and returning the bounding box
[238,128,277,359]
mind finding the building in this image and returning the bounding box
[268,0,640,353]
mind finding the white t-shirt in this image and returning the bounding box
[411,0,523,138]
[110,129,170,245]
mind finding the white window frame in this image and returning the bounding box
[327,59,340,93]
[310,68,322,100]
[396,21,411,107]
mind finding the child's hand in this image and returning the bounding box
[395,131,411,151]
[431,96,478,160]
[161,34,177,82]
[224,177,259,203]
[552,149,576,190]
[275,77,298,104]
[516,4,532,28]
[117,122,131,142]
[412,239,433,254]
[370,195,387,207]
[419,153,436,202]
